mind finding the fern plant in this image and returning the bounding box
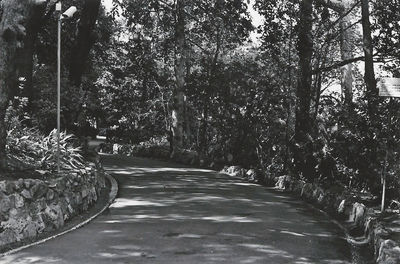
[7,125,84,171]
[39,130,84,170]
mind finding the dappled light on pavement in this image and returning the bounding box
[2,155,363,264]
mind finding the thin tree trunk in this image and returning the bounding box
[293,0,315,180]
[184,95,191,146]
[184,50,191,146]
[171,0,186,155]
[314,39,331,119]
[361,0,380,194]
[284,18,295,174]
[199,102,208,156]
[16,3,46,105]
[69,0,101,87]
[361,0,377,121]
[339,4,354,108]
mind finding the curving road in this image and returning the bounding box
[1,155,358,263]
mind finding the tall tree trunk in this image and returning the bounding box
[199,102,208,156]
[339,3,354,108]
[184,48,192,146]
[171,0,186,155]
[361,0,380,194]
[199,21,222,158]
[293,0,315,180]
[284,15,296,174]
[16,3,46,106]
[0,0,45,170]
[69,0,101,87]
[184,95,192,146]
[361,0,377,121]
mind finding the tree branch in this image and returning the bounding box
[326,0,360,31]
[288,0,347,12]
[312,56,365,74]
[312,53,388,74]
[186,37,209,54]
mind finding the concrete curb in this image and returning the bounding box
[0,173,118,258]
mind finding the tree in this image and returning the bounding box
[29,0,107,134]
[187,0,252,156]
[112,0,252,155]
[171,0,186,154]
[69,0,101,87]
[338,1,356,108]
[361,0,377,120]
[0,0,49,170]
[15,3,47,105]
[293,0,315,180]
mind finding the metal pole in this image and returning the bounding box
[381,98,393,213]
[381,141,388,212]
[57,15,61,173]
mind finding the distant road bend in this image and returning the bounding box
[2,154,365,264]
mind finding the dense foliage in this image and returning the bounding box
[6,99,84,171]
[2,0,400,202]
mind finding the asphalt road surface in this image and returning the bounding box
[1,155,360,264]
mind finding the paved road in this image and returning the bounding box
[2,155,356,264]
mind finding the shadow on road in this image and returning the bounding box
[1,154,373,264]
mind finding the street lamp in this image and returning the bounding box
[56,2,77,173]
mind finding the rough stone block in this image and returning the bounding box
[58,198,69,216]
[246,169,257,182]
[4,182,16,195]
[67,204,74,214]
[276,176,291,190]
[350,202,366,226]
[227,166,242,176]
[21,189,32,200]
[46,189,55,201]
[75,193,83,206]
[113,143,122,154]
[14,193,25,208]
[377,240,400,264]
[44,204,64,229]
[82,189,88,198]
[221,166,229,174]
[3,216,30,235]
[82,200,89,211]
[0,182,6,193]
[340,199,354,219]
[0,181,15,195]
[8,208,18,218]
[34,198,47,213]
[0,229,17,246]
[35,214,46,234]
[15,179,24,191]
[24,179,34,189]
[23,222,38,238]
[0,193,11,214]
[31,182,49,199]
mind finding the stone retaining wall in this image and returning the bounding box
[0,165,105,250]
